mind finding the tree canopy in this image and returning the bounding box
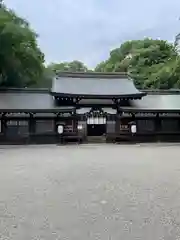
[48,60,89,73]
[0,3,44,87]
[95,39,180,89]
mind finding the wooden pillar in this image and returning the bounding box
[155,113,161,141]
[115,111,121,134]
[29,113,35,144]
[131,113,135,121]
[178,114,180,131]
[54,114,58,133]
[155,113,161,132]
[55,113,61,143]
[1,113,6,136]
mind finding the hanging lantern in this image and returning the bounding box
[131,123,137,134]
[77,125,83,130]
[58,125,64,134]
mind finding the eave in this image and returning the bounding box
[0,108,75,114]
[51,92,146,100]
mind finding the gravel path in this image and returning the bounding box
[0,144,180,239]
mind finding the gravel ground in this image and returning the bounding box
[0,144,180,239]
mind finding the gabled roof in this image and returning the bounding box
[51,72,145,99]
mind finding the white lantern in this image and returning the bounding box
[77,125,83,130]
[131,124,137,134]
[58,125,64,134]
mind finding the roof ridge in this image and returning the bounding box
[56,71,128,79]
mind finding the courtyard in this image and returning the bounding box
[0,144,180,239]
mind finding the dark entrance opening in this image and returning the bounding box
[87,124,106,136]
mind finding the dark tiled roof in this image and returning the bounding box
[0,90,74,112]
[126,94,180,112]
[0,88,180,113]
[52,72,145,98]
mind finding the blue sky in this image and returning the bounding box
[5,0,180,68]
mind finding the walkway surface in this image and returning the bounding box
[0,144,180,239]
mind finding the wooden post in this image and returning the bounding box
[29,113,35,144]
[155,113,161,141]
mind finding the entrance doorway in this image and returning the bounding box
[87,116,106,136]
[87,124,106,136]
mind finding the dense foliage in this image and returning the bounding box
[95,39,180,89]
[48,60,89,73]
[0,3,44,87]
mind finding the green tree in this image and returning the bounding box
[95,60,114,72]
[48,60,89,73]
[32,67,54,88]
[0,4,44,87]
[129,40,178,88]
[95,38,180,89]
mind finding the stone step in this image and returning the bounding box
[87,136,106,143]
